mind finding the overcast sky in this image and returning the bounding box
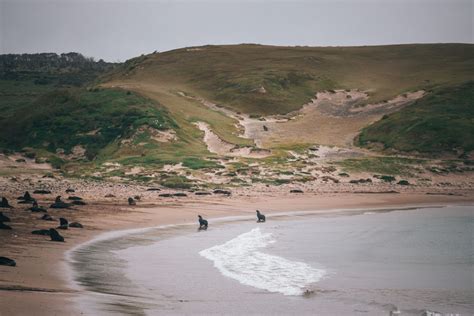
[1,0,472,62]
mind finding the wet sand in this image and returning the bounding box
[1,191,473,315]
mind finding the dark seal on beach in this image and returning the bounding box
[198,215,208,230]
[32,229,51,236]
[69,222,83,228]
[50,196,71,209]
[0,222,12,230]
[256,210,266,222]
[49,228,64,242]
[0,197,13,208]
[0,257,16,267]
[0,212,11,222]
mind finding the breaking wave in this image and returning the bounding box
[199,228,326,295]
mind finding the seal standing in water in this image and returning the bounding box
[256,210,266,222]
[198,215,208,230]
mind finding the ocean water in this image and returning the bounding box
[69,206,474,315]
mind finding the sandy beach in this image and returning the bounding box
[1,178,473,315]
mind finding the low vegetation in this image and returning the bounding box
[0,88,177,160]
[358,81,474,156]
[106,44,474,116]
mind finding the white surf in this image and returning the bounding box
[199,228,326,296]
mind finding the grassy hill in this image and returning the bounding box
[106,44,473,115]
[0,88,177,161]
[357,81,474,156]
[0,44,472,181]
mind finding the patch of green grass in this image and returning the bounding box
[160,175,193,189]
[358,81,474,155]
[336,157,424,176]
[182,157,224,170]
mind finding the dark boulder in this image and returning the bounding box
[40,214,54,221]
[128,197,136,205]
[58,218,68,229]
[0,257,16,267]
[49,228,64,242]
[0,222,12,229]
[67,196,83,201]
[0,212,11,222]
[173,193,187,197]
[146,188,161,191]
[158,193,173,197]
[321,176,340,183]
[65,188,75,193]
[71,200,86,206]
[195,191,212,196]
[0,197,13,208]
[69,222,83,228]
[290,189,304,194]
[397,180,410,186]
[32,229,51,236]
[33,189,51,194]
[213,189,231,196]
[349,178,372,184]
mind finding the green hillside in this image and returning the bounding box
[0,44,472,177]
[107,44,474,115]
[0,88,177,161]
[357,81,474,156]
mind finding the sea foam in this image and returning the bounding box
[199,228,326,296]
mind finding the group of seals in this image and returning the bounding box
[197,210,266,230]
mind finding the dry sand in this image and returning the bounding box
[0,180,472,315]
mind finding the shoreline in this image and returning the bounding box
[1,191,473,315]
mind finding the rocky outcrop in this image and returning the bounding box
[213,189,231,196]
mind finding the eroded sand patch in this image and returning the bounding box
[194,122,270,158]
